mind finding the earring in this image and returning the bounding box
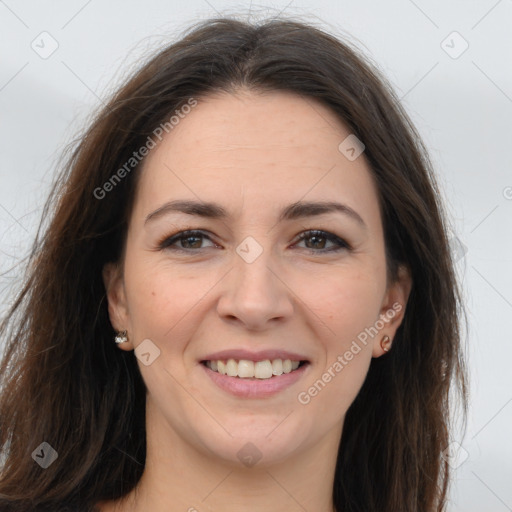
[115,330,128,344]
[380,335,391,352]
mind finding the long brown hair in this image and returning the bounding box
[0,16,467,512]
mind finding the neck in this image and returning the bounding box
[99,399,342,512]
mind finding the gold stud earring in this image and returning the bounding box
[380,335,391,352]
[115,330,128,344]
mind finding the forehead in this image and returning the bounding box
[133,90,381,226]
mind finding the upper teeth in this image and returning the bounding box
[207,359,301,379]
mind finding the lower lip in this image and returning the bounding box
[201,362,310,398]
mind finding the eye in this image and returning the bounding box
[293,230,351,253]
[157,229,351,254]
[157,230,217,251]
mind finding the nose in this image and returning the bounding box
[216,240,294,331]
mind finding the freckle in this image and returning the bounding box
[151,291,155,296]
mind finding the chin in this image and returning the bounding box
[190,414,311,468]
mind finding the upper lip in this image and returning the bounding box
[201,349,310,363]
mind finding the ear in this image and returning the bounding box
[102,262,133,351]
[372,265,412,357]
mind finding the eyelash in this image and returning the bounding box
[156,229,351,254]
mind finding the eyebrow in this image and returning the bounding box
[144,199,366,228]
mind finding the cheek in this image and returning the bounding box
[322,272,384,395]
[296,273,379,418]
[300,266,385,339]
[122,253,187,340]
[305,350,371,426]
[123,255,220,355]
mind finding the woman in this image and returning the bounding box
[0,16,467,512]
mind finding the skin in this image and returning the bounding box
[99,89,412,512]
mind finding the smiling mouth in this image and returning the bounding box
[201,358,309,380]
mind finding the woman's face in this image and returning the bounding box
[104,90,410,468]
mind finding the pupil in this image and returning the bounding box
[306,235,325,249]
[183,236,201,248]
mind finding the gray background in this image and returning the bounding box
[1,1,511,510]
